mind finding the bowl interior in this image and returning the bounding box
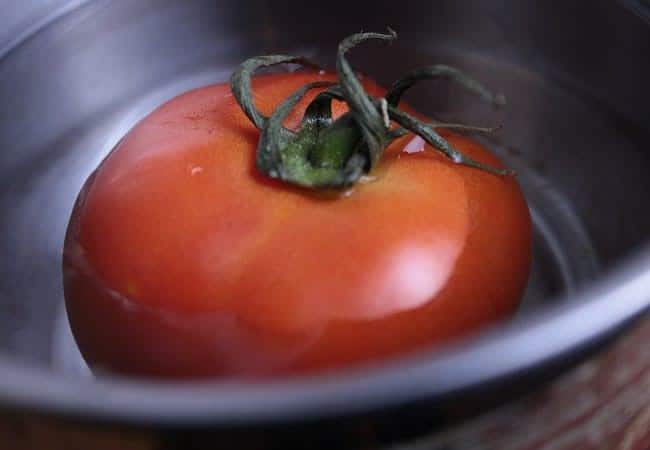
[0,0,649,407]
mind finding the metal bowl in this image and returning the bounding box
[0,0,648,448]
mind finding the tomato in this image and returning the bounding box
[63,53,531,378]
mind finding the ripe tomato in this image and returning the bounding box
[63,70,531,378]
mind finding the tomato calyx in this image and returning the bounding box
[230,29,513,189]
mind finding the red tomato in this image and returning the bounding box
[63,71,532,378]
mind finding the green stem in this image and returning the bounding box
[230,30,511,190]
[335,30,398,169]
[386,65,506,108]
[387,105,511,176]
[230,55,320,130]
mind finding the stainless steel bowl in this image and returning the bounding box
[0,0,648,448]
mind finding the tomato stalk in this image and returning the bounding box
[230,29,512,189]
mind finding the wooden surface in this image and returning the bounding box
[1,317,649,450]
[393,318,650,450]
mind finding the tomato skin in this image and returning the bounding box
[63,71,532,378]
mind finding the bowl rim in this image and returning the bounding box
[1,247,649,426]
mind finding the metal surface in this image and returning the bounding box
[5,317,650,449]
[0,0,648,446]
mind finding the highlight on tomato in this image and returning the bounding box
[63,30,532,378]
